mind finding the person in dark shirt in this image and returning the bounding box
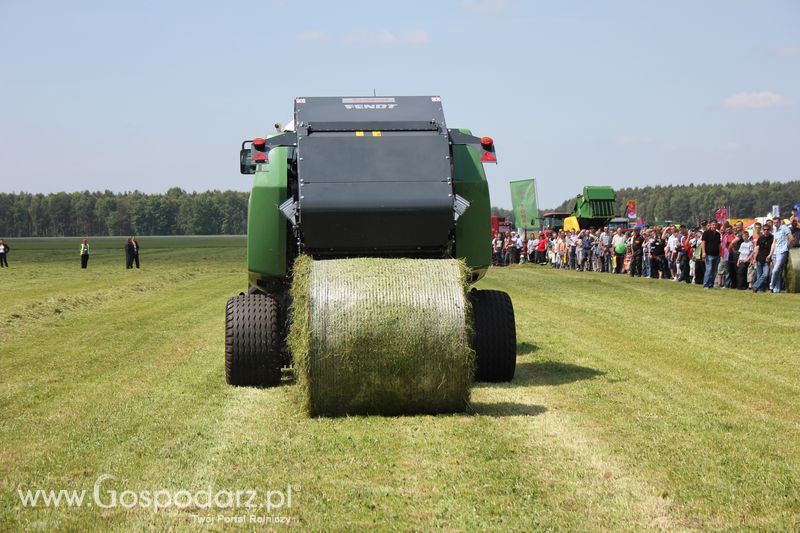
[724,222,744,289]
[650,235,667,279]
[629,230,645,277]
[701,221,721,289]
[752,227,773,292]
[125,238,134,269]
[131,236,141,268]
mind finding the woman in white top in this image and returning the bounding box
[0,239,9,268]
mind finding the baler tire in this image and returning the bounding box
[225,293,282,387]
[471,289,517,382]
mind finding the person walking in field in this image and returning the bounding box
[0,239,9,267]
[80,239,90,269]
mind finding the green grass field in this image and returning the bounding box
[1,236,798,531]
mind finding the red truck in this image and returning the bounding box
[491,215,513,235]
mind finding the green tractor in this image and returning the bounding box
[226,96,516,394]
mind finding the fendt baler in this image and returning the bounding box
[226,96,516,410]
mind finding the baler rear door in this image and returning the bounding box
[295,96,455,257]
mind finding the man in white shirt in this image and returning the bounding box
[736,233,755,290]
[666,227,679,279]
[599,227,611,272]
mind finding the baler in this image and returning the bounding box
[225,96,516,412]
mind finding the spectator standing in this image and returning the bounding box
[611,228,626,274]
[747,223,762,288]
[690,230,705,285]
[735,232,754,290]
[125,238,134,268]
[719,223,735,288]
[665,227,678,279]
[591,230,602,271]
[80,239,90,269]
[575,231,585,271]
[527,234,536,263]
[629,229,644,277]
[769,216,793,293]
[701,221,721,289]
[582,230,593,271]
[568,231,578,269]
[752,225,773,292]
[726,222,744,289]
[512,232,523,264]
[131,237,141,268]
[554,232,565,269]
[650,232,667,279]
[599,226,612,272]
[642,230,654,278]
[0,239,9,267]
[492,233,504,266]
[790,215,800,247]
[677,227,691,283]
[537,232,547,264]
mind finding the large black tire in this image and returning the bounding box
[471,289,516,382]
[225,293,282,387]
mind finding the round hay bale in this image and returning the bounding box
[288,256,474,416]
[786,247,800,293]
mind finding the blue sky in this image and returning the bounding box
[1,0,797,208]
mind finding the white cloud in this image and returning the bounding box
[724,91,793,109]
[459,0,510,13]
[297,30,326,41]
[342,30,429,45]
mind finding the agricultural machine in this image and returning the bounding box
[226,96,517,390]
[563,186,617,231]
[491,214,513,235]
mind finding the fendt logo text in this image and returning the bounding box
[343,104,398,110]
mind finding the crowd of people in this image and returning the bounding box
[491,209,799,293]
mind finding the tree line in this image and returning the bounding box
[0,189,248,237]
[550,180,800,225]
[2,181,797,237]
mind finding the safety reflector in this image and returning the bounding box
[480,151,497,163]
[253,153,268,163]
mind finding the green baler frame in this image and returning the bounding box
[246,129,492,289]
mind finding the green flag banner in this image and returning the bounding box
[509,179,539,231]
